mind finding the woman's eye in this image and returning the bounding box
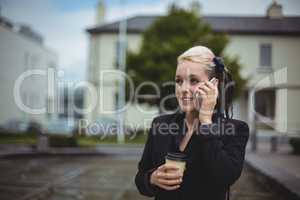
[175,79,183,85]
[190,78,199,84]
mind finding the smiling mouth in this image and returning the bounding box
[181,97,193,101]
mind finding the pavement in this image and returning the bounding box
[0,144,144,158]
[245,140,300,200]
[0,155,146,200]
[0,153,294,200]
[0,137,299,200]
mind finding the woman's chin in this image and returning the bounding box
[180,105,195,112]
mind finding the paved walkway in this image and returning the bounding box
[245,141,300,200]
[0,144,144,158]
[0,154,293,200]
[0,155,145,200]
[0,139,299,200]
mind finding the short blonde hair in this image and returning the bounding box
[177,46,215,72]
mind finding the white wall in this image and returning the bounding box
[225,34,300,132]
[86,33,159,128]
[0,25,57,126]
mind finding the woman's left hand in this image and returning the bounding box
[194,78,218,124]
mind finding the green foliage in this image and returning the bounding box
[0,132,37,145]
[127,5,246,110]
[223,56,248,99]
[49,135,78,147]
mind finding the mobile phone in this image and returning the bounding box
[209,77,216,83]
[194,78,215,96]
[194,78,216,109]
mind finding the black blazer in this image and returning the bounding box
[135,112,249,200]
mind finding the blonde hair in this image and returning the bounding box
[177,46,216,72]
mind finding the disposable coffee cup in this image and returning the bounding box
[165,152,187,175]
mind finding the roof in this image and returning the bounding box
[87,15,300,36]
[0,16,44,44]
[0,16,14,30]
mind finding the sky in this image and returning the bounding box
[1,0,300,81]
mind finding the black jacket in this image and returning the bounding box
[135,112,249,200]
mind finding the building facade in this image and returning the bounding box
[0,16,58,128]
[86,2,300,134]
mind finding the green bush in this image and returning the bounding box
[0,132,37,144]
[49,135,78,147]
[289,137,300,155]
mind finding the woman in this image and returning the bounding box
[135,46,249,200]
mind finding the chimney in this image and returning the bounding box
[266,0,283,19]
[95,0,105,25]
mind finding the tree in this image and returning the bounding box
[126,4,246,112]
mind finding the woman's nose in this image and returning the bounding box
[181,82,191,92]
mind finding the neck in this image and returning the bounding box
[185,110,199,128]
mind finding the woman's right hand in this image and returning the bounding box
[150,164,183,190]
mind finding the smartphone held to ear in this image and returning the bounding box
[209,77,217,84]
[193,78,217,109]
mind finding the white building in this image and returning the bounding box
[0,16,58,128]
[86,1,300,134]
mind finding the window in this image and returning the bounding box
[255,89,275,119]
[259,43,272,68]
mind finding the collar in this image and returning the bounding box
[171,111,224,151]
[174,110,223,123]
